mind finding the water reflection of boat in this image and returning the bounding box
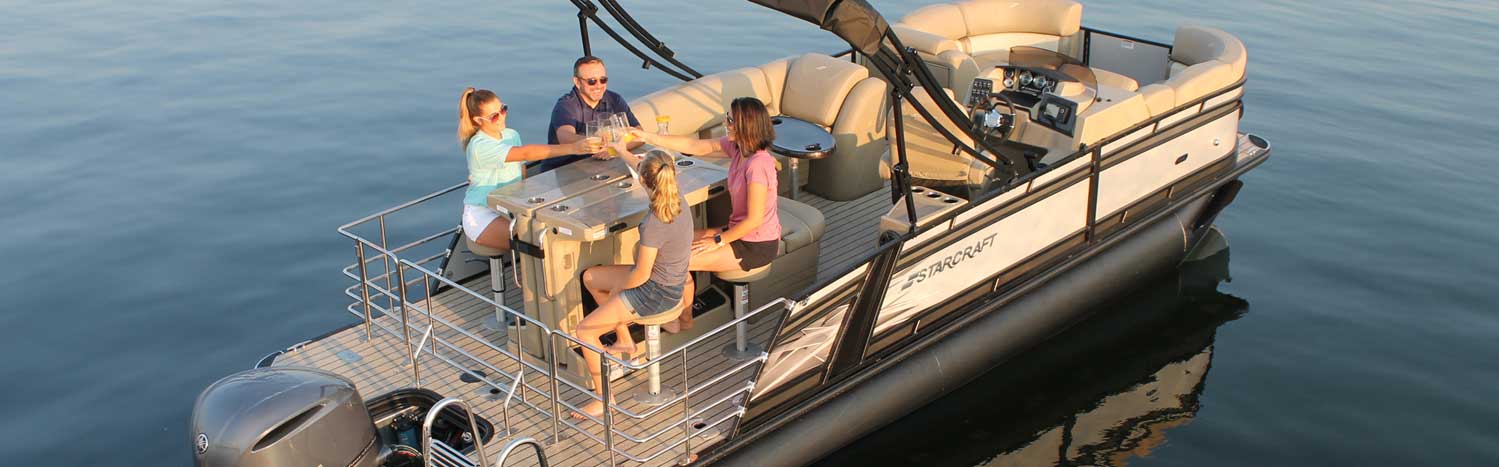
[187,0,1268,465]
[817,238,1245,467]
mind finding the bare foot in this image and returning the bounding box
[604,341,635,355]
[664,319,693,334]
[569,399,614,420]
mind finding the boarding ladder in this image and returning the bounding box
[423,398,492,467]
[494,437,550,467]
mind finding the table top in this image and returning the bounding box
[487,157,633,217]
[489,148,727,241]
[769,116,835,160]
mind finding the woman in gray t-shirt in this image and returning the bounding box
[573,147,693,418]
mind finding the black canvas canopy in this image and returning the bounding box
[748,0,888,55]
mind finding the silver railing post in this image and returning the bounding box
[500,374,522,437]
[422,275,437,360]
[601,356,617,467]
[379,216,394,312]
[397,262,420,387]
[355,241,374,341]
[680,349,693,463]
[548,334,563,444]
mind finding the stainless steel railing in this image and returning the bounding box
[335,181,795,465]
[423,397,491,467]
[494,437,549,467]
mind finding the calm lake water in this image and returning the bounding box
[3,0,1496,465]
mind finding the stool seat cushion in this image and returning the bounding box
[776,197,826,254]
[716,263,772,283]
[466,237,507,258]
[634,301,687,325]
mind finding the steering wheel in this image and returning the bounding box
[985,91,1017,146]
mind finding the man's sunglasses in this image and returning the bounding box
[482,104,509,123]
[577,76,609,86]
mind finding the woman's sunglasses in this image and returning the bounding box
[482,104,509,123]
[577,76,609,86]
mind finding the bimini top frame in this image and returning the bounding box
[746,0,1015,173]
[568,0,703,81]
[564,0,1020,232]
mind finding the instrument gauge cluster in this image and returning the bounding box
[1001,67,1058,95]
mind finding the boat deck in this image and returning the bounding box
[272,188,891,466]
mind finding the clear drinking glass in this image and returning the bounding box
[584,119,603,153]
[655,115,670,135]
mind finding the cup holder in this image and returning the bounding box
[589,174,609,181]
[911,187,926,194]
[676,160,694,167]
[771,117,784,125]
[925,191,942,198]
[616,181,633,189]
[527,197,546,204]
[550,205,570,212]
[943,197,960,204]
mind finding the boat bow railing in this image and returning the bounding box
[334,181,796,465]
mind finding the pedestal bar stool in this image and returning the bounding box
[716,264,772,361]
[466,237,512,337]
[629,299,689,406]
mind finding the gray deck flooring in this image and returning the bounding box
[273,187,891,466]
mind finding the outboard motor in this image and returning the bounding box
[191,367,380,467]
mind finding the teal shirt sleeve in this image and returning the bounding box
[463,129,525,206]
[469,131,515,169]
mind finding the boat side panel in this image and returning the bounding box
[711,196,1204,467]
[1095,110,1239,219]
[875,181,1091,334]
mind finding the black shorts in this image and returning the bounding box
[728,240,778,270]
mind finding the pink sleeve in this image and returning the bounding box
[718,137,735,157]
[747,154,778,188]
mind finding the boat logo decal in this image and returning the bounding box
[899,233,997,291]
[195,433,209,455]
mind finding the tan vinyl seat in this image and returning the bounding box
[892,0,1084,95]
[1167,25,1248,80]
[729,197,825,311]
[715,264,772,284]
[1161,25,1246,109]
[466,237,506,258]
[630,53,890,201]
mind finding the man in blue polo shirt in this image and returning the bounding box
[540,56,642,173]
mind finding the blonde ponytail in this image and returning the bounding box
[640,151,681,224]
[458,87,498,150]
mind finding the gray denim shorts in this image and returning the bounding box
[618,280,685,320]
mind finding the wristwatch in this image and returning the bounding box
[713,233,724,247]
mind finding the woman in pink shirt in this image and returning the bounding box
[631,97,782,332]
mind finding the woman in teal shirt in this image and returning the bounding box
[458,87,602,250]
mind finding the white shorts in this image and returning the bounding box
[461,204,502,241]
